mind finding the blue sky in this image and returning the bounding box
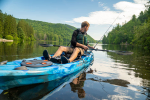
[0,0,148,40]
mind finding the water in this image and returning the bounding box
[0,42,150,100]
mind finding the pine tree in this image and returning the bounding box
[102,35,107,44]
[139,11,144,22]
[0,10,3,38]
[17,20,26,35]
[132,15,136,22]
[4,15,10,38]
[4,15,17,38]
[17,27,25,40]
[11,16,17,37]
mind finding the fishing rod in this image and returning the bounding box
[94,7,127,48]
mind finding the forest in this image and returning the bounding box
[16,19,95,43]
[0,10,95,43]
[102,4,150,50]
[0,10,34,41]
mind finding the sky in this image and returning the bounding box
[0,0,149,40]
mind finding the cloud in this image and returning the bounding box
[103,6,110,11]
[73,11,119,25]
[134,0,149,4]
[98,2,110,11]
[66,1,146,25]
[65,21,74,23]
[98,2,104,7]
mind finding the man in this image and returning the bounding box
[43,21,94,64]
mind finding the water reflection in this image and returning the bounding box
[0,42,150,99]
[100,44,150,99]
[70,72,86,98]
[101,44,150,83]
[0,41,34,62]
[87,78,130,87]
[0,41,66,62]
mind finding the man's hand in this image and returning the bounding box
[91,46,95,49]
[87,45,95,49]
[76,42,89,50]
[83,45,89,50]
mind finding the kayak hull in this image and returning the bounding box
[0,51,94,90]
[0,68,88,100]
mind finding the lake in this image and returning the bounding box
[0,41,150,100]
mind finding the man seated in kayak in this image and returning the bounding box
[43,21,94,64]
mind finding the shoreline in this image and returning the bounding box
[0,39,13,42]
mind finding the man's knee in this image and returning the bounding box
[59,46,64,50]
[59,46,67,51]
[74,47,80,53]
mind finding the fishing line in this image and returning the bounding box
[94,6,127,48]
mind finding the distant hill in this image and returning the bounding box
[63,24,76,30]
[16,18,95,43]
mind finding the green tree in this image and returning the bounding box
[0,10,3,38]
[17,19,34,41]
[5,35,13,40]
[139,11,144,22]
[102,35,107,44]
[4,15,17,38]
[132,15,136,22]
[17,27,25,40]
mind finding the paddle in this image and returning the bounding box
[39,44,133,55]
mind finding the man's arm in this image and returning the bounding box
[71,30,88,50]
[76,42,88,50]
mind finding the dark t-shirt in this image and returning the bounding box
[71,29,87,47]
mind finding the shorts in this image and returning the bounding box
[66,47,85,56]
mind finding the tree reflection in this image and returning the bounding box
[0,41,64,62]
[101,44,150,83]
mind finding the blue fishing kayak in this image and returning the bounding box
[0,51,94,90]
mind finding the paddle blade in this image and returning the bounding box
[39,44,53,47]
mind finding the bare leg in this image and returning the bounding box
[53,46,68,57]
[69,48,80,62]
